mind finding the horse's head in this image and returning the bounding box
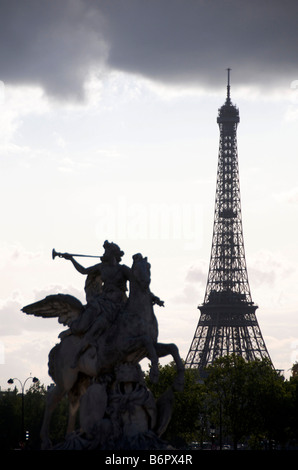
[131,253,151,290]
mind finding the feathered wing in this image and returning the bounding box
[22,293,84,327]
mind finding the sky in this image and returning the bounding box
[1,0,298,390]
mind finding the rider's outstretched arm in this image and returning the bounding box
[63,254,101,275]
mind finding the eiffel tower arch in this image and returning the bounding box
[185,70,272,373]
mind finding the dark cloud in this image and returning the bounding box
[102,0,298,89]
[0,0,297,100]
[0,0,107,100]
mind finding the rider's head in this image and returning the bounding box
[101,240,124,263]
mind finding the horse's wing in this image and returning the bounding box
[22,293,84,326]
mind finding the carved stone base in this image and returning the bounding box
[54,363,174,451]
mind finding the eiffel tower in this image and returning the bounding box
[185,70,272,372]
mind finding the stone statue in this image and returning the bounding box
[54,363,175,450]
[22,241,184,450]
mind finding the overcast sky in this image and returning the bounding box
[1,0,298,390]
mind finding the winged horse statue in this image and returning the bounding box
[22,243,184,449]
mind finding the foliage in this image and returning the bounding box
[2,358,298,450]
[144,361,204,446]
[283,373,298,448]
[0,381,68,450]
[22,382,47,448]
[204,355,288,449]
[0,388,20,449]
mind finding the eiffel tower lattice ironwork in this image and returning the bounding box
[185,70,272,372]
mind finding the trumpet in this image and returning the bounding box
[52,248,101,260]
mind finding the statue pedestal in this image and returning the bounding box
[54,363,174,451]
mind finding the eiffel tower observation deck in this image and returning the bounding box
[185,70,272,372]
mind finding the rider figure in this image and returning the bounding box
[62,241,164,367]
[63,241,131,364]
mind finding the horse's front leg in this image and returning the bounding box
[125,336,160,383]
[146,341,159,384]
[155,342,185,391]
[139,336,160,383]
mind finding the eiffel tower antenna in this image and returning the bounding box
[185,70,272,374]
[226,67,231,101]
